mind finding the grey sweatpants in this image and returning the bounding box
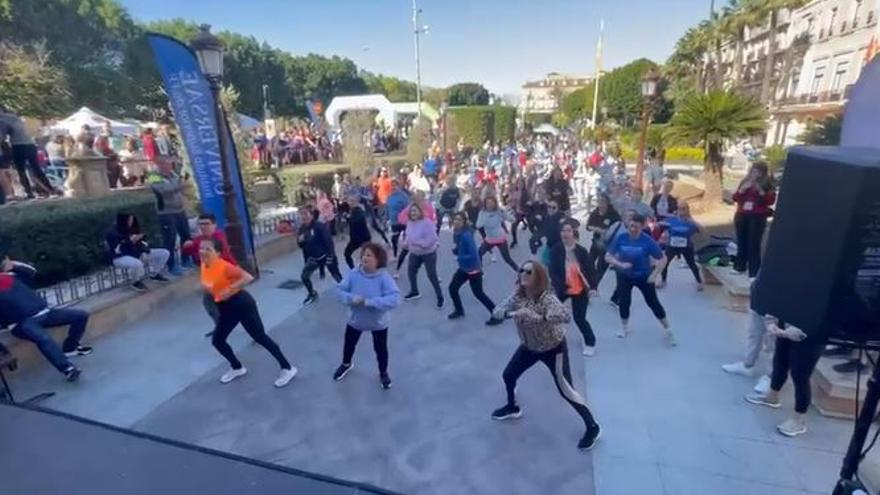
[742,310,775,373]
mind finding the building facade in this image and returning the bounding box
[769,0,879,146]
[520,72,594,115]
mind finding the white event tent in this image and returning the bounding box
[49,107,140,136]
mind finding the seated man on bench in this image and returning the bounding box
[0,254,91,382]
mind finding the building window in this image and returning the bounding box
[790,69,801,95]
[827,7,838,35]
[832,61,849,91]
[853,0,863,27]
[811,65,827,95]
[868,10,875,25]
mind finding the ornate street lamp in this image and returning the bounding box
[191,24,255,275]
[636,68,661,192]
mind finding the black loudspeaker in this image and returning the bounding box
[751,146,880,341]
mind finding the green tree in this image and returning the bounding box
[800,115,842,145]
[755,0,809,104]
[719,0,765,88]
[362,72,418,102]
[0,41,71,118]
[447,82,490,106]
[558,85,595,125]
[667,90,767,203]
[601,58,660,126]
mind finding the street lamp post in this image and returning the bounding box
[412,0,429,120]
[636,68,660,192]
[191,24,255,275]
[440,101,448,162]
[261,84,271,121]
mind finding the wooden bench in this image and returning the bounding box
[701,265,751,312]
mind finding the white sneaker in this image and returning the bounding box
[616,327,628,339]
[274,367,298,388]
[744,391,781,409]
[721,361,755,377]
[777,417,807,437]
[491,253,498,263]
[753,375,771,394]
[582,345,596,357]
[220,367,248,384]
[664,329,678,347]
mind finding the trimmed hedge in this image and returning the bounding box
[449,105,518,147]
[0,190,161,288]
[621,145,705,164]
[493,106,517,144]
[276,163,350,206]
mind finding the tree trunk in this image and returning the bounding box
[760,10,779,105]
[703,142,725,204]
[733,29,745,87]
[715,39,725,90]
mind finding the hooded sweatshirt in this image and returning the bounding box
[402,218,439,255]
[453,227,481,273]
[0,262,48,328]
[336,266,401,331]
[476,209,509,243]
[386,190,410,227]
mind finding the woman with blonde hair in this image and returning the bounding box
[491,260,601,451]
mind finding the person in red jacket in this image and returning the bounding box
[141,128,160,163]
[732,162,776,278]
[182,213,236,333]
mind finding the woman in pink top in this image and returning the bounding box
[394,190,437,274]
[400,203,443,309]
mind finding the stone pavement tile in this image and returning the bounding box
[658,465,817,495]
[590,415,656,464]
[592,452,665,495]
[781,444,849,493]
[713,436,803,488]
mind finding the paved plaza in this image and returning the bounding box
[9,225,866,494]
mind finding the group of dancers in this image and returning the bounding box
[196,150,710,451]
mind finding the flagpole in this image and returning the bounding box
[590,19,604,129]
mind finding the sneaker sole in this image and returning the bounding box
[404,295,422,301]
[777,426,807,437]
[220,370,248,384]
[492,411,523,421]
[380,380,392,390]
[744,396,781,409]
[333,365,353,382]
[64,351,92,358]
[579,428,602,451]
[275,368,298,388]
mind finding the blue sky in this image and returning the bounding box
[121,0,713,96]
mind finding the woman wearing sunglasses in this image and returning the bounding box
[549,218,599,357]
[491,261,601,451]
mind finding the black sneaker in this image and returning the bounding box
[491,404,523,421]
[578,424,602,451]
[64,346,93,357]
[64,366,82,382]
[403,292,421,301]
[436,297,444,309]
[822,345,852,358]
[485,317,504,326]
[131,281,148,292]
[332,363,353,381]
[303,292,318,306]
[150,273,170,283]
[379,373,392,390]
[833,359,866,374]
[448,311,465,320]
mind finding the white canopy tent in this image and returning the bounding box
[324,95,397,129]
[237,113,261,132]
[532,123,560,136]
[49,107,140,136]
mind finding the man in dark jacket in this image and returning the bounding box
[297,208,341,306]
[0,256,90,381]
[529,200,565,256]
[343,195,371,269]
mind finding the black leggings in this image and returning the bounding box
[302,256,342,294]
[479,241,518,272]
[770,336,825,414]
[407,252,443,300]
[510,213,534,246]
[342,325,388,373]
[344,239,368,269]
[734,213,767,277]
[590,243,609,285]
[212,291,291,370]
[391,224,406,259]
[559,291,595,347]
[503,340,598,431]
[448,269,495,314]
[617,276,667,321]
[370,206,389,244]
[661,246,702,283]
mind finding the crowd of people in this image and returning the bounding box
[6,127,835,450]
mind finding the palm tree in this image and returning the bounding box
[667,90,767,203]
[757,0,809,104]
[720,0,765,88]
[667,21,714,93]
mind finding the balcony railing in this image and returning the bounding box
[776,85,853,107]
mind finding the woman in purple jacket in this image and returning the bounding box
[401,203,444,309]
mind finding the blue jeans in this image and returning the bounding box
[159,212,192,270]
[12,308,89,373]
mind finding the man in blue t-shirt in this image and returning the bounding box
[606,214,675,345]
[657,201,703,290]
[423,155,440,181]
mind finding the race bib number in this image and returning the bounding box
[743,201,754,212]
[670,236,688,248]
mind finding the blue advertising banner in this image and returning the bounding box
[305,99,320,125]
[146,33,255,263]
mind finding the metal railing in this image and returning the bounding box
[33,209,302,309]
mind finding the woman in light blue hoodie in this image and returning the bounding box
[334,242,401,389]
[476,196,518,272]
